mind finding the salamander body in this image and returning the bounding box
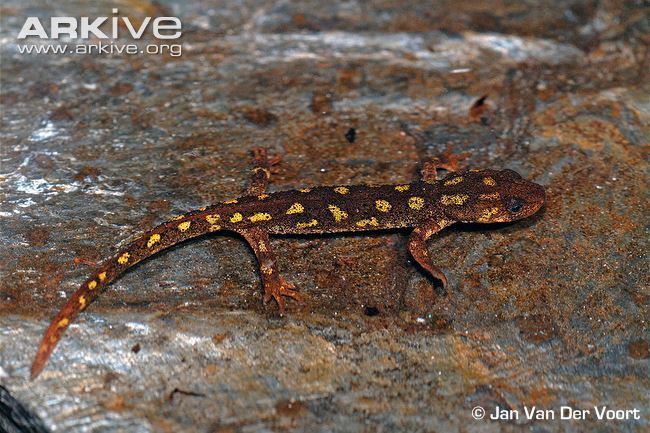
[30,151,545,378]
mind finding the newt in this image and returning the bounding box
[30,149,545,378]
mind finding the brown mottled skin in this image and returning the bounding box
[31,149,545,378]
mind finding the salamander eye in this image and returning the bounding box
[507,197,525,213]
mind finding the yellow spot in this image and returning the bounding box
[98,272,107,282]
[199,207,206,211]
[260,265,273,275]
[286,203,304,215]
[224,199,238,204]
[172,215,184,221]
[57,318,69,328]
[147,233,161,248]
[259,241,267,252]
[209,225,221,232]
[296,219,318,229]
[328,205,348,222]
[79,296,86,309]
[437,219,452,228]
[334,186,349,194]
[258,194,269,200]
[483,177,496,186]
[408,196,425,210]
[478,207,501,222]
[444,176,463,186]
[356,217,379,228]
[441,194,469,205]
[299,188,311,193]
[249,212,272,222]
[479,192,500,200]
[118,252,130,265]
[230,213,243,223]
[88,280,97,290]
[206,214,221,224]
[395,185,410,192]
[49,335,58,343]
[375,200,392,212]
[178,221,191,232]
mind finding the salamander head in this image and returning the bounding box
[438,169,545,223]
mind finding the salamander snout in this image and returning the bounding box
[439,169,545,224]
[501,179,545,221]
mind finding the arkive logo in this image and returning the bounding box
[16,8,182,57]
[18,8,181,40]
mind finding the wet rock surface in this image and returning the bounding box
[0,1,648,432]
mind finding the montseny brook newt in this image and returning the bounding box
[31,149,545,378]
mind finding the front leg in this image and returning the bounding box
[408,219,454,288]
[420,150,468,182]
[239,227,302,314]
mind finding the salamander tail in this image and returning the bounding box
[30,209,221,379]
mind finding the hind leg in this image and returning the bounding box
[248,147,282,195]
[242,149,298,313]
[239,227,302,314]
